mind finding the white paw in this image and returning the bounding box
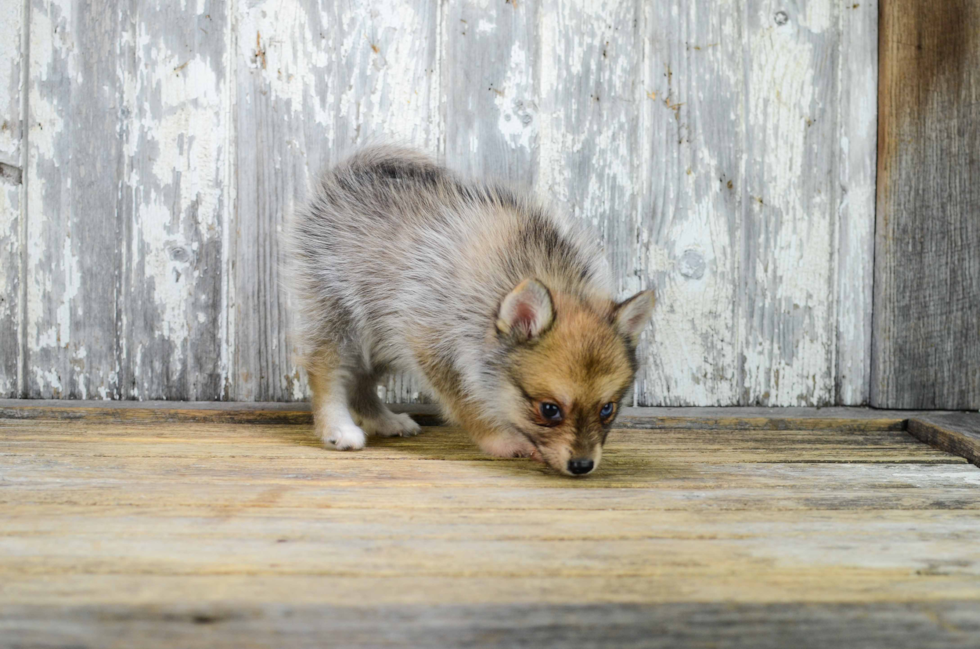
[358,411,422,438]
[319,420,367,450]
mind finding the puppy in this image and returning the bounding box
[286,146,654,476]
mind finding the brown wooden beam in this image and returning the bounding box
[873,0,980,408]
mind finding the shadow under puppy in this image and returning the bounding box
[286,146,654,476]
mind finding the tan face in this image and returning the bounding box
[505,304,636,476]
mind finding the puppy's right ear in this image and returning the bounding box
[497,279,554,342]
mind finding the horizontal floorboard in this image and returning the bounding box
[1,408,978,646]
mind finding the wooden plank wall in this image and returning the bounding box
[0,0,879,406]
[0,0,26,397]
[873,0,980,409]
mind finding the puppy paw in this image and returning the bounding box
[478,433,538,459]
[358,411,421,438]
[319,420,367,450]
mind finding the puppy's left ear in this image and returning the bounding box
[613,290,655,346]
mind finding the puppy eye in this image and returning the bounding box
[539,402,563,423]
[599,402,616,421]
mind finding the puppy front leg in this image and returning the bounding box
[307,348,367,451]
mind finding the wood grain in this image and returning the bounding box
[836,0,878,405]
[0,0,25,397]
[118,0,232,400]
[0,400,919,430]
[872,0,980,408]
[444,0,539,185]
[738,0,839,406]
[0,415,977,646]
[25,0,128,399]
[4,602,979,649]
[635,0,742,406]
[908,413,980,468]
[232,0,441,403]
[5,0,888,406]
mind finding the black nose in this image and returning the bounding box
[567,458,594,475]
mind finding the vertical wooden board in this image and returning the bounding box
[0,175,20,398]
[738,0,839,406]
[233,0,441,401]
[0,0,25,397]
[26,0,126,398]
[536,0,640,339]
[118,0,231,400]
[444,0,538,184]
[633,0,742,405]
[0,1,23,166]
[873,0,980,409]
[835,0,877,405]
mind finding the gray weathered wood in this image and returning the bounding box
[908,413,980,468]
[25,0,127,398]
[120,0,232,400]
[0,399,944,433]
[8,0,888,405]
[4,601,980,649]
[635,0,743,405]
[738,0,840,406]
[0,0,25,398]
[835,0,877,405]
[232,0,441,402]
[444,0,538,184]
[872,0,980,409]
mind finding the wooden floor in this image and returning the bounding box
[1,405,979,648]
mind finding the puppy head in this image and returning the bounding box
[495,279,655,476]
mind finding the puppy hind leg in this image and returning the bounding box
[308,347,367,451]
[347,368,421,438]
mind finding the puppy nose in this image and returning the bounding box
[567,458,594,475]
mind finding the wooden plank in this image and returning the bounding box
[0,0,24,397]
[232,0,441,402]
[25,0,127,398]
[835,0,877,405]
[635,0,742,406]
[118,0,232,400]
[444,0,538,183]
[0,421,980,624]
[3,601,980,649]
[738,0,839,406]
[908,413,980,468]
[872,0,980,409]
[535,0,641,364]
[0,400,925,430]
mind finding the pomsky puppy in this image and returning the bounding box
[286,146,654,476]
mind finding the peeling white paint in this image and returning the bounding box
[9,0,878,405]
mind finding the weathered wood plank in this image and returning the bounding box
[536,0,641,403]
[118,0,232,400]
[4,602,980,649]
[0,400,928,430]
[835,0,877,405]
[0,418,980,632]
[635,0,742,406]
[738,0,839,406]
[872,0,980,409]
[232,0,441,402]
[0,0,24,397]
[444,0,538,183]
[908,413,980,468]
[25,0,127,398]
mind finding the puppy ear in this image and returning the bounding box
[497,279,554,342]
[613,290,655,346]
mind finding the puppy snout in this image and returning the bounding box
[567,458,595,476]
